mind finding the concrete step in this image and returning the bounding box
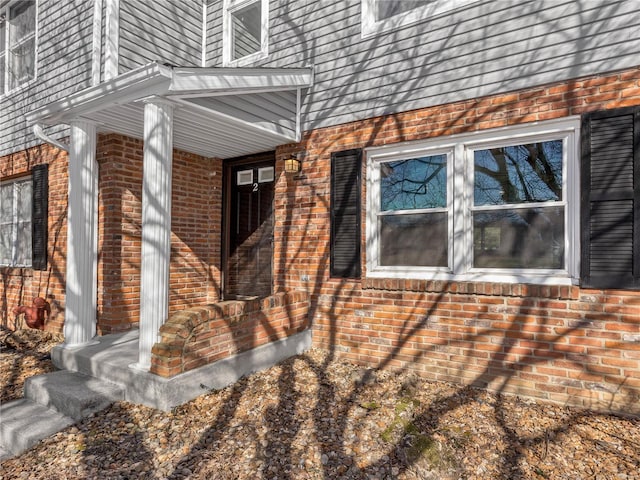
[0,398,75,457]
[0,371,125,460]
[0,445,13,462]
[25,370,125,421]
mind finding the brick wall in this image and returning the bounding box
[273,66,640,413]
[0,134,222,334]
[97,134,222,333]
[151,291,310,377]
[0,144,68,332]
[2,65,639,413]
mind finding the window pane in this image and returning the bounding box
[0,18,5,51]
[0,52,5,93]
[9,36,34,89]
[0,179,32,266]
[231,1,261,60]
[474,140,563,206]
[9,1,35,41]
[473,206,564,269]
[0,184,13,218]
[16,180,31,219]
[15,220,31,265]
[0,224,12,264]
[380,212,447,266]
[0,14,5,91]
[380,155,446,211]
[375,0,432,21]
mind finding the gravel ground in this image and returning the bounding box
[0,328,62,404]
[1,328,639,480]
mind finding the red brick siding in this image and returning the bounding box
[272,67,640,413]
[1,134,222,334]
[97,134,222,333]
[0,144,68,332]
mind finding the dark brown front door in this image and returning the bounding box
[224,153,275,299]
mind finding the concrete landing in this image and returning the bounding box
[52,328,312,411]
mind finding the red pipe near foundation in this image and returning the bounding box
[13,297,51,330]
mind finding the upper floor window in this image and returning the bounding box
[0,0,36,94]
[223,0,268,66]
[361,0,473,37]
[366,118,581,285]
[0,176,32,267]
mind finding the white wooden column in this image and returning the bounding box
[134,99,174,370]
[64,120,98,347]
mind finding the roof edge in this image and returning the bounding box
[169,66,313,96]
[28,63,314,126]
[28,62,173,125]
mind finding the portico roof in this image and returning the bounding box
[28,62,313,159]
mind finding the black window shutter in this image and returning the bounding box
[31,164,48,271]
[581,107,640,289]
[330,149,362,278]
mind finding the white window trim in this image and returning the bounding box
[361,0,475,38]
[104,0,119,81]
[222,0,269,67]
[0,175,32,268]
[366,117,581,286]
[0,0,38,97]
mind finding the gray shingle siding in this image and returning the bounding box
[254,0,640,131]
[119,0,202,71]
[3,0,640,158]
[205,0,222,66]
[0,0,94,157]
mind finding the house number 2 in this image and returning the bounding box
[252,183,259,192]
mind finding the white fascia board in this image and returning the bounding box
[27,63,173,125]
[168,67,313,96]
[28,63,313,129]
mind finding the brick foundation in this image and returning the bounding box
[150,291,310,377]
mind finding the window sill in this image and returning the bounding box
[223,50,268,68]
[366,267,577,287]
[0,265,34,275]
[0,77,37,101]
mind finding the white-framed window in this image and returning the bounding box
[0,176,32,267]
[222,0,268,66]
[0,0,37,95]
[361,0,474,37]
[366,117,581,285]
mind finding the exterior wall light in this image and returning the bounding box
[284,154,301,173]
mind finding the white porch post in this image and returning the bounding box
[64,120,99,347]
[134,99,174,370]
